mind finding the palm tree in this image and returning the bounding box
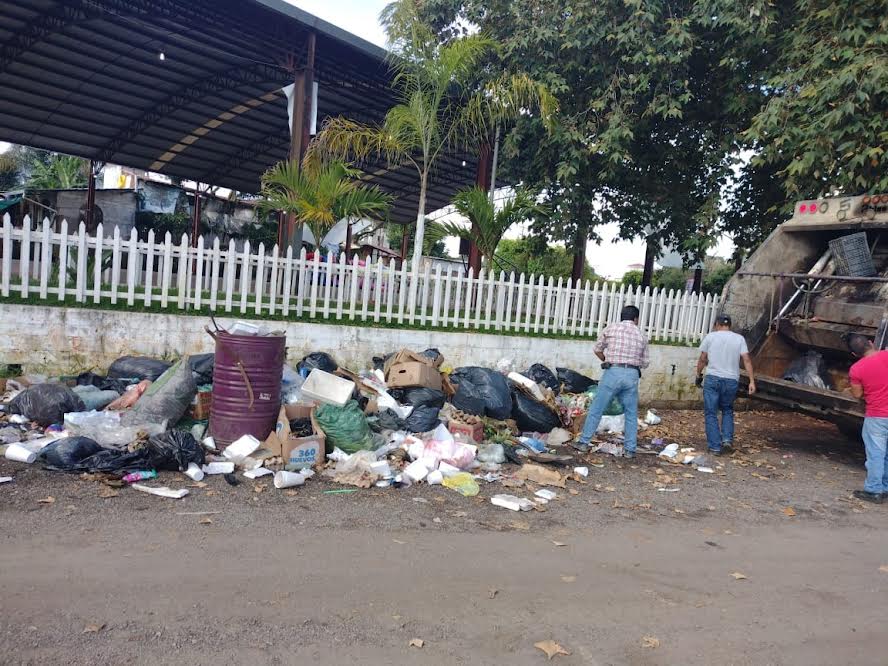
[311,0,554,307]
[259,158,391,253]
[437,187,548,266]
[26,154,88,189]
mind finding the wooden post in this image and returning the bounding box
[85,160,97,230]
[469,142,492,275]
[191,184,201,247]
[282,32,316,256]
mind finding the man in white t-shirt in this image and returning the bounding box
[695,314,756,455]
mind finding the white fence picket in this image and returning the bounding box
[175,233,187,310]
[194,235,205,311]
[57,219,69,302]
[143,230,155,307]
[269,244,280,317]
[1,214,11,298]
[254,242,266,316]
[209,237,221,311]
[39,218,51,299]
[19,216,31,298]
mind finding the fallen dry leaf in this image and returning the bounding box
[199,517,213,525]
[560,575,576,583]
[534,639,571,660]
[409,638,424,649]
[731,572,748,580]
[37,496,55,504]
[516,464,566,488]
[642,636,660,649]
[253,484,266,494]
[97,487,119,499]
[190,481,208,489]
[82,623,105,634]
[552,541,567,547]
[782,506,796,517]
[488,588,498,599]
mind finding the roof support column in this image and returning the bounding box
[282,31,316,256]
[191,185,202,246]
[85,160,97,230]
[469,141,492,275]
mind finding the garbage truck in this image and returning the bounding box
[720,193,888,437]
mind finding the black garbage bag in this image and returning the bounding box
[525,364,560,393]
[389,387,446,409]
[449,367,511,420]
[43,446,155,474]
[297,352,338,374]
[371,409,407,432]
[121,359,197,428]
[372,352,394,372]
[420,348,444,367]
[783,351,833,390]
[404,405,441,433]
[189,353,215,385]
[146,431,205,471]
[39,436,104,468]
[75,372,128,395]
[107,356,172,382]
[556,367,597,393]
[9,384,86,427]
[511,391,562,433]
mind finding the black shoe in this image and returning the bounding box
[708,448,723,456]
[622,451,636,460]
[721,442,734,453]
[570,441,590,454]
[853,490,885,504]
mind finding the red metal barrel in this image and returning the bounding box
[208,328,286,449]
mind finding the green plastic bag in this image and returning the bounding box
[442,472,480,497]
[585,385,625,416]
[315,400,373,454]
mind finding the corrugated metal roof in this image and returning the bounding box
[0,0,477,223]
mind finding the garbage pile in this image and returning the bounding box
[0,320,675,510]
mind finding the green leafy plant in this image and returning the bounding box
[26,154,88,189]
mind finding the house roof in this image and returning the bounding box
[0,0,477,223]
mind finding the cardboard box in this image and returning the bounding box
[190,389,212,421]
[448,420,484,444]
[387,362,442,391]
[284,402,316,421]
[264,407,326,469]
[570,410,587,435]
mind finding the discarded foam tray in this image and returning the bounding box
[300,369,356,407]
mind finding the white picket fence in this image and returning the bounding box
[0,214,719,342]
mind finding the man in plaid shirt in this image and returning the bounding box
[573,305,650,457]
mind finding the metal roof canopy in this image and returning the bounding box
[0,0,477,224]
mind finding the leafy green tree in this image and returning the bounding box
[26,154,88,189]
[436,187,547,264]
[494,237,597,281]
[387,222,447,258]
[313,0,553,309]
[258,158,391,249]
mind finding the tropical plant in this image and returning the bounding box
[436,187,547,264]
[258,158,391,250]
[311,0,554,307]
[26,154,88,189]
[494,237,598,280]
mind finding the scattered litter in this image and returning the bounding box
[488,588,498,599]
[658,443,680,460]
[516,464,566,488]
[782,506,796,517]
[642,636,660,649]
[534,639,570,660]
[324,488,359,494]
[879,565,888,574]
[222,434,261,463]
[551,541,567,547]
[202,462,235,475]
[657,487,680,493]
[0,477,12,484]
[82,623,106,634]
[696,466,714,474]
[731,572,748,580]
[199,517,213,525]
[131,484,189,499]
[184,462,204,481]
[37,496,56,504]
[4,443,37,463]
[573,466,589,477]
[409,638,424,649]
[643,410,662,425]
[491,494,534,511]
[535,489,557,501]
[442,472,480,496]
[244,467,273,479]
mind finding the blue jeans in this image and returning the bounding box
[579,367,639,453]
[861,417,888,494]
[703,375,739,452]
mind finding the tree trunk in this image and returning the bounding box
[691,267,703,294]
[571,220,588,284]
[408,172,428,311]
[641,238,656,289]
[344,219,353,261]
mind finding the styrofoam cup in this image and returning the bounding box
[5,443,37,464]
[184,462,204,481]
[274,470,306,489]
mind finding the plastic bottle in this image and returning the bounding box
[122,470,157,483]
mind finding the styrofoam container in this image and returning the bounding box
[301,369,355,407]
[403,460,429,483]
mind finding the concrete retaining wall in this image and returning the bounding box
[0,304,702,407]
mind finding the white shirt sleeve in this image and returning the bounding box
[739,336,749,355]
[699,333,711,352]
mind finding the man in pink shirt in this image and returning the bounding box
[847,333,888,503]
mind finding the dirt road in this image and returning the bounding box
[2,410,887,665]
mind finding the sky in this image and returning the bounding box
[1,1,730,278]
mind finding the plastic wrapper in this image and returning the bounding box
[477,442,506,464]
[314,400,373,454]
[65,410,165,447]
[525,364,560,393]
[188,353,215,385]
[107,356,172,382]
[782,351,832,390]
[297,352,338,375]
[407,437,477,470]
[511,391,562,433]
[442,472,480,496]
[121,359,196,429]
[8,384,86,427]
[556,367,597,393]
[449,367,511,420]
